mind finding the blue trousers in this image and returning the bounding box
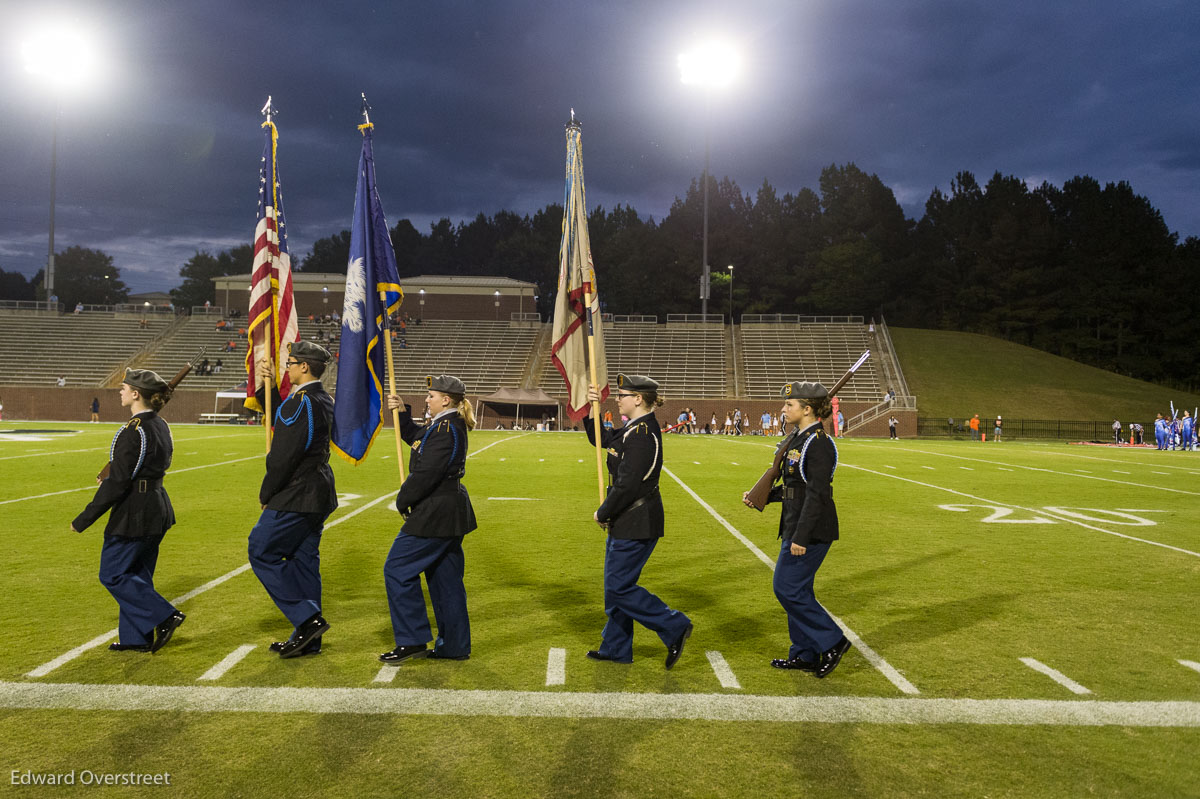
[773,539,843,660]
[596,537,691,662]
[248,510,324,629]
[99,535,177,646]
[384,533,470,656]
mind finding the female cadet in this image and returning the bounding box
[743,380,851,678]
[380,375,478,664]
[71,368,185,653]
[584,374,692,668]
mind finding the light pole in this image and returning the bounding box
[22,25,96,312]
[494,290,501,321]
[727,264,734,322]
[419,289,425,319]
[679,40,739,320]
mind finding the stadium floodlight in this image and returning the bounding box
[678,38,740,320]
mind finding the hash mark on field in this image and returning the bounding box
[197,645,256,681]
[921,466,935,470]
[1152,471,1169,475]
[883,465,896,469]
[998,467,1014,471]
[693,461,701,464]
[223,452,237,455]
[705,651,741,689]
[731,462,738,466]
[959,466,974,471]
[373,666,400,684]
[1074,469,1092,473]
[546,648,566,686]
[1020,657,1091,695]
[1113,470,1130,474]
[1179,660,1200,676]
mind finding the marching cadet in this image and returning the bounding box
[743,380,851,678]
[380,375,477,664]
[71,368,185,653]
[584,374,693,668]
[248,341,337,659]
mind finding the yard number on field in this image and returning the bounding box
[937,505,1162,526]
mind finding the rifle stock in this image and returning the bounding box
[96,349,206,481]
[743,349,869,511]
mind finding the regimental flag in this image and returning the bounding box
[551,120,608,420]
[331,123,404,464]
[245,119,300,412]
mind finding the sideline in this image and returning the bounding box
[662,466,921,696]
[2,680,1197,727]
[0,433,250,462]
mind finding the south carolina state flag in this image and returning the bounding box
[331,124,403,464]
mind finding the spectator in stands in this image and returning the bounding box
[743,380,849,678]
[380,374,478,664]
[199,358,211,376]
[90,397,100,423]
[74,302,84,315]
[138,317,148,330]
[56,376,67,388]
[399,336,407,349]
[248,341,336,659]
[584,374,693,669]
[71,368,184,654]
[213,359,223,374]
[216,319,227,330]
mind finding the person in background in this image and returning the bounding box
[90,397,100,423]
[993,415,1002,442]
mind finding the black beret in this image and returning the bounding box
[781,381,828,401]
[617,373,659,392]
[123,368,168,394]
[427,374,466,394]
[288,340,331,365]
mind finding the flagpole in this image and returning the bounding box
[261,97,277,454]
[584,287,605,503]
[380,291,406,481]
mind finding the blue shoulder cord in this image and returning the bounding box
[275,392,314,450]
[799,430,838,484]
[111,420,147,480]
[417,419,460,467]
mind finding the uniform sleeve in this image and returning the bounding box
[395,423,459,513]
[584,420,620,449]
[73,423,143,531]
[259,393,311,505]
[395,405,422,445]
[596,427,656,523]
[789,440,835,546]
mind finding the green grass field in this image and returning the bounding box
[2,422,1198,797]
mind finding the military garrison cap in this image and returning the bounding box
[427,374,466,395]
[287,340,332,366]
[123,368,169,394]
[617,373,659,393]
[781,381,828,401]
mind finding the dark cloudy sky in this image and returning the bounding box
[2,0,1197,293]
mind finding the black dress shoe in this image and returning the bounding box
[427,650,469,661]
[770,654,818,671]
[150,611,186,653]
[378,644,428,664]
[108,642,151,653]
[815,636,852,679]
[270,638,321,656]
[664,623,693,670]
[278,615,329,659]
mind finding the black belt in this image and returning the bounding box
[135,478,163,493]
[616,487,660,518]
[781,486,798,500]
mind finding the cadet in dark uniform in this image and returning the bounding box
[248,341,337,659]
[379,375,478,664]
[584,374,692,668]
[71,368,185,653]
[743,381,850,677]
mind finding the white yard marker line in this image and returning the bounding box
[546,648,566,686]
[1,455,261,505]
[373,666,400,684]
[1179,660,1200,676]
[26,492,397,678]
[998,467,1014,471]
[705,651,741,689]
[884,465,896,469]
[5,681,1200,727]
[921,466,935,470]
[959,466,974,471]
[662,466,919,695]
[1020,658,1091,695]
[197,645,256,681]
[1152,471,1169,476]
[1113,470,1130,474]
[1074,469,1092,473]
[841,464,1200,561]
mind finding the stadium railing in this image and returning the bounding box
[919,417,1136,441]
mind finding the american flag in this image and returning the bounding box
[245,119,299,412]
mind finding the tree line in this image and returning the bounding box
[2,163,1196,385]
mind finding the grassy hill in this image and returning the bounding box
[889,327,1200,421]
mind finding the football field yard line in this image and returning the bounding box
[546,648,566,686]
[0,433,249,462]
[1179,660,1200,676]
[705,650,742,689]
[662,466,921,696]
[25,492,397,678]
[373,666,400,684]
[840,464,1200,560]
[197,645,256,681]
[1020,658,1092,695]
[3,680,1199,727]
[1017,444,1200,473]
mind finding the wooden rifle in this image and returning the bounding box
[743,350,870,511]
[96,348,207,481]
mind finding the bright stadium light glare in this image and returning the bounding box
[678,40,740,89]
[20,25,97,91]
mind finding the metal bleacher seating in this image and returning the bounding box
[538,322,728,398]
[739,322,882,401]
[0,313,173,388]
[389,320,539,394]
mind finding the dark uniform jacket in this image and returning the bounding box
[258,381,337,514]
[73,411,175,538]
[586,412,664,540]
[395,407,477,538]
[768,420,839,547]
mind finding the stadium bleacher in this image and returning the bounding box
[0,313,173,388]
[389,320,539,394]
[739,322,882,401]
